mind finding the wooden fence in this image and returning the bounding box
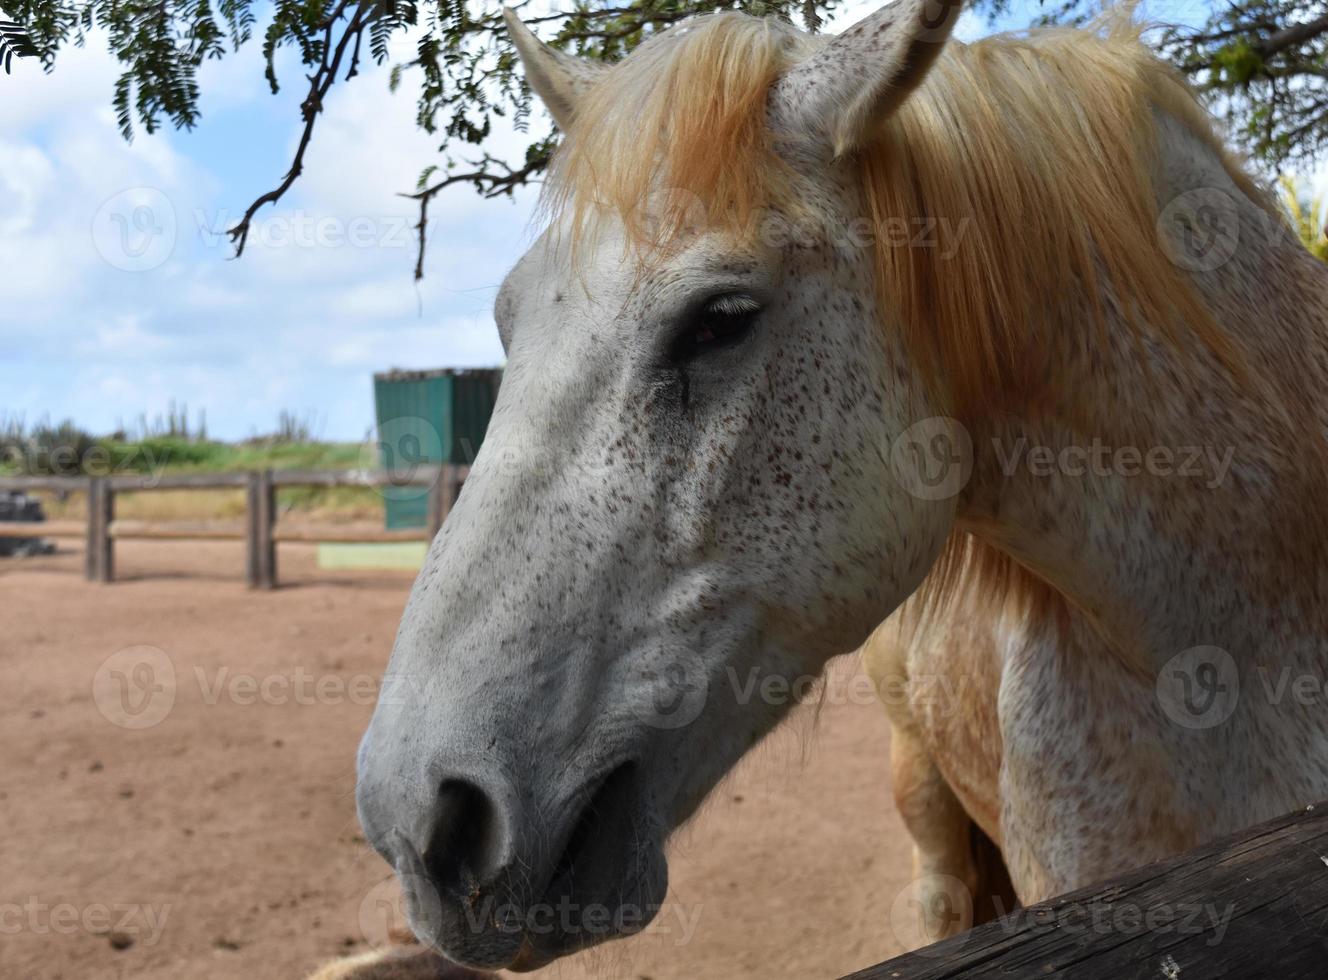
[0,467,467,588]
[847,800,1328,979]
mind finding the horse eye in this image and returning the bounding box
[669,294,761,363]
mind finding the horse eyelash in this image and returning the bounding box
[704,294,761,317]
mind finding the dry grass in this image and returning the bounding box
[31,487,385,524]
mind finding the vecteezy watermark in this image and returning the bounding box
[756,210,974,257]
[990,895,1236,947]
[358,874,701,949]
[466,895,701,944]
[93,645,177,730]
[992,437,1235,490]
[1249,666,1328,709]
[723,664,997,719]
[628,648,709,730]
[357,415,454,503]
[94,644,400,729]
[890,417,1238,500]
[889,416,974,502]
[1156,187,1241,273]
[627,185,977,258]
[194,210,414,252]
[888,872,974,955]
[1155,183,1314,274]
[0,898,172,946]
[1156,646,1240,730]
[194,666,380,708]
[91,186,415,273]
[92,187,178,272]
[724,665,881,710]
[359,873,445,951]
[1,440,175,484]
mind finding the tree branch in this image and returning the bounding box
[227,0,368,257]
[1256,12,1328,60]
[403,152,550,280]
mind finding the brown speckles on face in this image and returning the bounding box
[364,201,955,917]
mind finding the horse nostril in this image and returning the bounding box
[422,777,504,896]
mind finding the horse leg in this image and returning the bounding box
[864,606,1017,947]
[889,716,984,943]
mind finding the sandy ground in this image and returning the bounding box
[0,540,918,980]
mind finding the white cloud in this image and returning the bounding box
[74,315,174,358]
[0,37,122,130]
[1,25,523,439]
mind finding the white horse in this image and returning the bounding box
[335,2,1328,974]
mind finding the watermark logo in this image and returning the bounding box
[0,898,171,946]
[92,187,177,272]
[889,872,972,954]
[1156,645,1240,730]
[993,437,1234,489]
[890,417,973,501]
[628,649,709,730]
[462,895,699,943]
[991,895,1235,946]
[359,416,445,503]
[359,873,441,950]
[1157,188,1240,273]
[93,645,176,729]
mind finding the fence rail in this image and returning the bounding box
[847,800,1328,979]
[0,466,467,587]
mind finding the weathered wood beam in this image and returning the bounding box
[846,802,1328,980]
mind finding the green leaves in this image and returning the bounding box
[1210,39,1264,87]
[0,18,38,73]
[1162,1,1328,170]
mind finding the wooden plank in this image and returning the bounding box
[0,520,85,539]
[106,472,252,491]
[846,802,1328,980]
[273,525,430,543]
[109,520,246,540]
[2,468,466,492]
[271,468,441,488]
[0,475,88,492]
[2,519,427,544]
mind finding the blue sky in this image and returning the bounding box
[0,0,1318,440]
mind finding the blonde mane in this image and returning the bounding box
[547,8,1279,636]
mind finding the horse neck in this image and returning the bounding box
[956,109,1328,664]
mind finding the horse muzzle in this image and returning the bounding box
[357,751,668,970]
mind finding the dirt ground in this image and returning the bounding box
[0,540,919,980]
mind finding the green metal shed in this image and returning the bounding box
[373,367,502,529]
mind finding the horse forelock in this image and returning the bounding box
[543,13,805,252]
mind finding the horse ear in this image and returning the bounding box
[773,0,964,156]
[503,8,605,131]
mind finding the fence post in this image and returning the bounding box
[86,477,114,583]
[245,471,261,589]
[85,477,100,582]
[257,468,276,589]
